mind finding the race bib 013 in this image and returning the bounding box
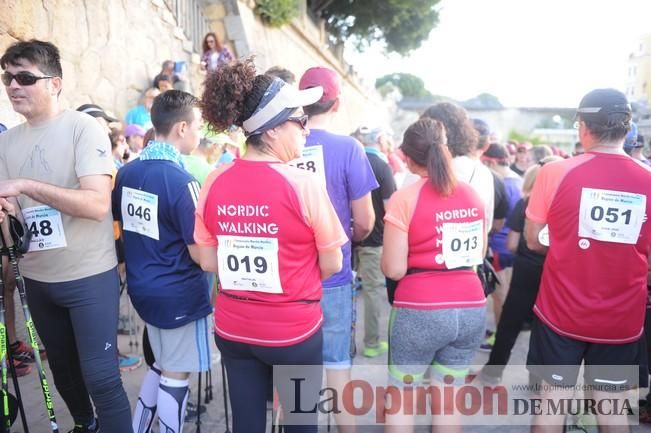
[22,205,67,251]
[441,220,484,269]
[217,235,283,294]
[121,187,159,240]
[578,188,646,245]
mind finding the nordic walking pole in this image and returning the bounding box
[204,369,213,404]
[220,360,231,433]
[196,372,202,433]
[5,350,27,433]
[0,215,59,433]
[1,259,28,433]
[0,256,10,433]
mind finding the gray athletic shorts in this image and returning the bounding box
[146,316,211,373]
[388,307,485,385]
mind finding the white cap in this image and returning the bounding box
[242,84,323,134]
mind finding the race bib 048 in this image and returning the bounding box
[121,187,159,240]
[578,188,646,245]
[22,205,67,251]
[288,145,326,185]
[217,235,283,294]
[441,220,484,269]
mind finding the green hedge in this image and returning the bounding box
[254,0,300,27]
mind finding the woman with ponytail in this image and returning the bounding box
[194,58,347,433]
[381,118,488,432]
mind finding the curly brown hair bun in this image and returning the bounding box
[421,102,478,158]
[201,57,274,134]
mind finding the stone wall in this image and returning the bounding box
[206,0,391,134]
[0,0,203,127]
[1,0,390,135]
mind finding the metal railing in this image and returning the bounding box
[164,0,210,53]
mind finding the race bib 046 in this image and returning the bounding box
[121,187,159,240]
[578,188,646,245]
[22,205,67,251]
[288,145,326,185]
[441,220,484,269]
[217,235,283,294]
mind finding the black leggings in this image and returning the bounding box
[485,257,543,377]
[24,267,132,433]
[216,330,323,433]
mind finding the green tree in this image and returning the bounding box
[463,93,504,110]
[309,0,441,55]
[508,130,542,145]
[375,73,433,98]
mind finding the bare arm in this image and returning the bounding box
[0,175,112,222]
[318,248,343,281]
[187,244,201,265]
[381,223,408,280]
[199,245,218,273]
[491,218,505,234]
[351,192,374,242]
[524,218,548,254]
[507,230,520,254]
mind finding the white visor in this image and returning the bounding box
[242,85,323,134]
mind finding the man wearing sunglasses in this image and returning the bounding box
[0,40,131,433]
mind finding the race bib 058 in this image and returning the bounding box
[288,145,326,185]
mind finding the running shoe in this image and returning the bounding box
[117,314,131,335]
[118,352,142,372]
[8,359,31,377]
[362,341,388,358]
[10,340,47,363]
[479,333,496,352]
[184,401,207,422]
[477,367,501,386]
[67,418,99,433]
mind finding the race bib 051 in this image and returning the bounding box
[578,188,646,245]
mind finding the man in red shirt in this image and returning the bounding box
[525,89,651,432]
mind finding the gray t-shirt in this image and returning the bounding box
[0,110,117,282]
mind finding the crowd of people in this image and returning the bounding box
[0,36,650,433]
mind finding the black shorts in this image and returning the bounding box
[526,318,640,391]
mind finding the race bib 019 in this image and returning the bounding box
[288,145,326,185]
[121,187,159,240]
[22,205,67,251]
[578,188,646,245]
[441,220,484,269]
[217,235,283,294]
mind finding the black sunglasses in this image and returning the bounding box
[1,71,55,86]
[286,115,308,130]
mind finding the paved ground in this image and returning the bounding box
[13,289,651,433]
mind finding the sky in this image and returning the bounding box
[345,0,651,108]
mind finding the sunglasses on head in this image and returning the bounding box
[1,71,55,86]
[286,115,308,130]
